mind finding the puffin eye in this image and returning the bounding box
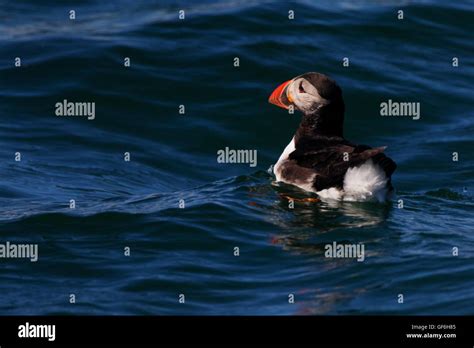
[298,81,306,93]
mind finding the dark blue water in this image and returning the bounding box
[0,0,473,315]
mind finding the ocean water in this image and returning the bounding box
[0,0,473,315]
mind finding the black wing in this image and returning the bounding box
[289,137,396,191]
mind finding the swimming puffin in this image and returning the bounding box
[269,72,396,202]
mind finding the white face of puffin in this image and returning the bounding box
[286,77,329,114]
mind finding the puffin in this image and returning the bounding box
[268,72,396,202]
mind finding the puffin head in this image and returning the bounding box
[269,72,344,114]
[268,72,345,136]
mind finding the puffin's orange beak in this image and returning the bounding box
[268,80,293,109]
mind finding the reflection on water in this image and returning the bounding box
[295,287,370,315]
[244,175,395,314]
[268,180,390,226]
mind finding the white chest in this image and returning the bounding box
[273,137,295,182]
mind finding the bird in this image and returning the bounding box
[268,72,396,202]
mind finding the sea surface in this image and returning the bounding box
[0,0,473,315]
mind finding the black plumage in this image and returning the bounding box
[289,135,396,191]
